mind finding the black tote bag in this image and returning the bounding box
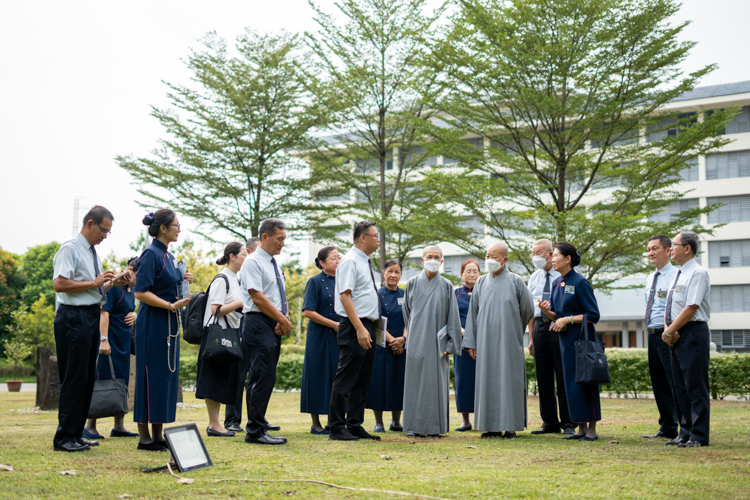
[88,354,129,418]
[201,306,243,365]
[574,314,611,385]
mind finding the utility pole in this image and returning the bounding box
[72,198,80,238]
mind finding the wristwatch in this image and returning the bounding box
[100,336,109,341]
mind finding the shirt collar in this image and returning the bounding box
[224,268,237,278]
[680,258,698,272]
[351,247,369,260]
[152,239,168,252]
[562,268,576,280]
[76,233,92,250]
[255,247,273,261]
[656,262,674,275]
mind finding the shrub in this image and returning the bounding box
[276,353,304,391]
[179,356,198,389]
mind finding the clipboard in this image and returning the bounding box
[437,325,449,358]
[373,316,388,348]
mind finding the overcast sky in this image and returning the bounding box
[1,0,748,263]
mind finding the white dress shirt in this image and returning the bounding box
[527,267,561,318]
[238,247,286,314]
[203,268,243,328]
[52,233,104,306]
[667,258,711,324]
[644,262,678,328]
[334,247,379,320]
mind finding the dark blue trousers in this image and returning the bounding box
[647,329,681,436]
[670,321,710,445]
[244,313,281,438]
[53,304,100,447]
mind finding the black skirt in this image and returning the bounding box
[195,328,243,405]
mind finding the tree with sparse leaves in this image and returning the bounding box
[423,0,736,288]
[117,30,322,241]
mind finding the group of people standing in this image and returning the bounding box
[50,203,712,452]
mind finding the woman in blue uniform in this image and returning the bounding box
[539,242,601,441]
[84,256,140,440]
[454,259,481,432]
[366,259,406,432]
[301,246,341,434]
[133,210,194,451]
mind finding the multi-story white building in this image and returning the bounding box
[307,81,750,352]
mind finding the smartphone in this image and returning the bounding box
[109,267,132,283]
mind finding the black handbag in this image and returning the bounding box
[88,354,129,418]
[574,314,611,385]
[201,306,243,365]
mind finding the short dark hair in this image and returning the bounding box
[259,218,286,237]
[315,246,337,269]
[648,234,671,250]
[83,205,114,227]
[353,221,376,242]
[554,242,581,267]
[216,242,244,266]
[127,255,140,272]
[142,209,176,237]
[246,237,261,251]
[461,259,481,274]
[677,231,699,256]
[384,259,402,272]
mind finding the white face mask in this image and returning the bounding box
[423,259,441,273]
[532,255,549,270]
[485,258,504,273]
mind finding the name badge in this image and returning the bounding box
[565,285,575,295]
[675,285,685,293]
[657,290,667,299]
[397,298,404,305]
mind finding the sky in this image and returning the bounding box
[1,0,748,264]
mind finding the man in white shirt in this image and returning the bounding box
[238,220,292,445]
[327,221,381,441]
[662,231,711,448]
[52,206,129,452]
[642,235,681,441]
[526,239,570,435]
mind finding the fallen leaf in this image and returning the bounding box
[465,446,477,449]
[118,495,131,499]
[409,440,415,445]
[380,455,392,460]
[0,464,12,471]
[442,456,449,459]
[608,440,620,444]
[281,491,294,496]
[177,478,194,485]
[59,470,76,475]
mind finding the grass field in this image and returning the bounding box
[1,391,749,499]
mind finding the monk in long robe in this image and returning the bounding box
[402,245,462,437]
[464,242,535,438]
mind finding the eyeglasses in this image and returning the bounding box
[170,224,181,230]
[530,252,549,258]
[97,224,112,236]
[672,243,687,247]
[363,233,379,239]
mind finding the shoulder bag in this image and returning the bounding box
[574,314,611,385]
[88,354,129,418]
[202,306,243,364]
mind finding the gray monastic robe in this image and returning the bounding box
[463,268,534,432]
[402,270,462,435]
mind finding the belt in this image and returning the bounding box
[647,327,664,335]
[536,316,550,323]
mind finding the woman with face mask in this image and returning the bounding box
[539,242,601,441]
[366,260,407,432]
[454,259,481,432]
[301,246,342,434]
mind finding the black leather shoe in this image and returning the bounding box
[531,427,561,435]
[503,431,518,439]
[481,432,503,439]
[137,441,167,451]
[78,438,99,447]
[678,440,706,448]
[328,429,360,441]
[54,441,89,452]
[264,423,281,432]
[226,423,243,433]
[245,433,287,445]
[666,435,690,446]
[206,427,235,437]
[643,430,678,439]
[348,427,381,441]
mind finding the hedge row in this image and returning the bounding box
[179,348,750,401]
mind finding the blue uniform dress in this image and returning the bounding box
[453,286,476,413]
[133,239,183,424]
[549,269,601,423]
[98,286,135,382]
[300,272,341,415]
[366,286,406,411]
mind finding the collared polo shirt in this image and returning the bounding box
[239,247,286,314]
[645,262,678,328]
[334,246,379,320]
[52,233,104,306]
[667,258,711,324]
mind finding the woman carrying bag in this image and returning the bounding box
[539,242,602,442]
[196,242,247,437]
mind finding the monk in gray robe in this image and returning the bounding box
[464,242,535,438]
[402,245,462,437]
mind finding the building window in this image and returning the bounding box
[710,285,750,313]
[707,194,750,224]
[708,240,750,268]
[711,330,750,349]
[710,105,750,135]
[404,146,437,167]
[705,150,750,180]
[647,112,697,143]
[677,157,699,182]
[649,198,699,223]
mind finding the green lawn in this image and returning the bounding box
[1,392,749,499]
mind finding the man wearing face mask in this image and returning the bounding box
[402,245,462,437]
[463,242,534,438]
[526,239,572,435]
